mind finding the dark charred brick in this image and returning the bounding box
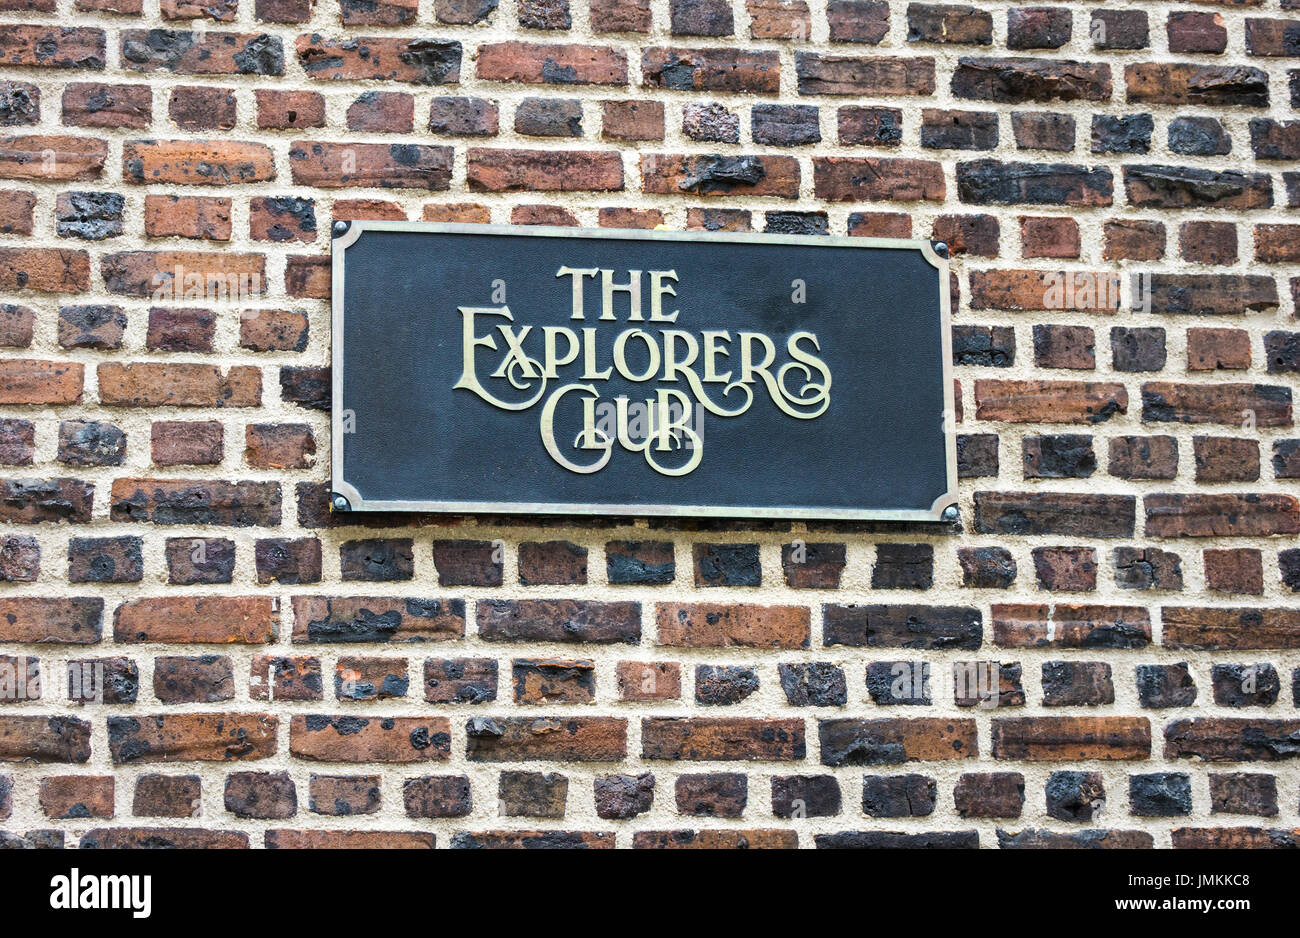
[866,661,931,705]
[1008,7,1072,49]
[133,775,200,818]
[997,829,1153,849]
[340,538,414,582]
[1033,324,1095,369]
[153,655,234,703]
[1194,438,1259,485]
[498,770,567,818]
[68,536,142,584]
[781,542,845,588]
[958,546,1016,588]
[1275,442,1300,480]
[55,192,124,241]
[1124,165,1272,210]
[606,540,674,585]
[1023,434,1095,479]
[778,662,847,707]
[1091,9,1147,49]
[1212,663,1279,707]
[771,775,840,818]
[921,109,998,150]
[872,543,933,589]
[1209,773,1277,817]
[1111,327,1166,373]
[68,658,138,705]
[957,159,1113,206]
[1046,771,1105,821]
[310,774,381,816]
[693,543,760,587]
[1169,116,1231,156]
[815,831,978,849]
[480,599,639,644]
[1250,119,1300,161]
[425,658,497,704]
[906,3,993,44]
[403,774,472,818]
[1165,718,1300,762]
[954,772,1024,818]
[224,771,295,819]
[862,774,935,817]
[695,664,759,705]
[952,325,1014,366]
[518,540,587,585]
[594,772,654,819]
[1283,549,1300,592]
[1130,773,1191,817]
[514,97,582,137]
[57,421,125,467]
[951,57,1111,104]
[751,104,819,145]
[1042,660,1114,705]
[973,491,1136,538]
[1032,546,1097,591]
[279,366,329,411]
[1092,113,1151,154]
[254,537,321,585]
[432,539,502,586]
[428,96,498,136]
[824,603,982,649]
[670,0,734,35]
[1114,547,1183,591]
[764,211,827,235]
[1010,112,1074,151]
[164,536,234,585]
[957,434,998,479]
[675,772,746,817]
[837,105,902,146]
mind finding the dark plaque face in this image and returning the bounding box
[331,222,955,520]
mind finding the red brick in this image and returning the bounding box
[114,596,277,643]
[1145,494,1299,538]
[108,713,278,763]
[0,360,83,404]
[291,715,450,763]
[143,195,232,241]
[0,248,91,293]
[975,379,1126,423]
[468,148,622,192]
[656,602,809,648]
[466,716,627,761]
[643,717,805,760]
[642,154,797,198]
[477,41,626,85]
[1163,607,1300,650]
[813,156,944,202]
[98,363,261,406]
[992,717,1150,760]
[151,420,223,466]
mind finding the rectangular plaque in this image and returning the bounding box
[331,222,955,520]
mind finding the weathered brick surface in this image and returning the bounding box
[0,0,1290,852]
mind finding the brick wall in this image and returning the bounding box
[0,0,1297,850]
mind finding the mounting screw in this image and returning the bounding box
[941,504,959,523]
[331,493,350,512]
[933,241,949,258]
[333,220,348,236]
